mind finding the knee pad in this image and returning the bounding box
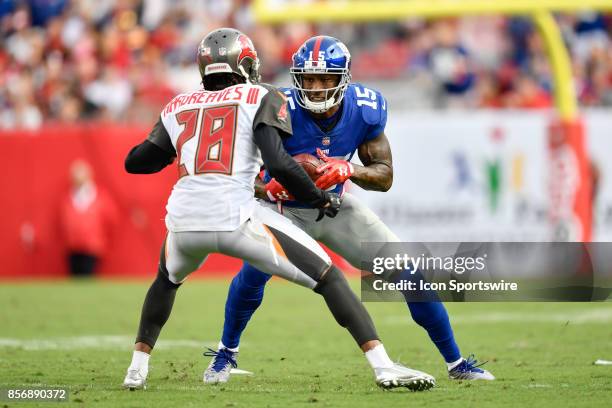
[156,238,182,288]
[313,264,342,292]
[157,262,181,290]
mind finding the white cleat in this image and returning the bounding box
[375,363,436,391]
[123,369,147,390]
[203,347,238,384]
[448,355,495,381]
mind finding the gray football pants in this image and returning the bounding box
[263,193,399,268]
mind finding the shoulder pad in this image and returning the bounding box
[281,88,298,110]
[161,92,189,118]
[256,82,288,101]
[350,83,386,126]
[256,82,280,94]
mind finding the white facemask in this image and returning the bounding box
[303,95,337,113]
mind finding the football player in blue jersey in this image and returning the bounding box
[204,35,494,384]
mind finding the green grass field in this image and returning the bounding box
[0,279,610,407]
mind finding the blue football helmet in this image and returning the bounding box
[290,36,352,113]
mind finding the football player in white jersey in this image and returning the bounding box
[121,28,435,392]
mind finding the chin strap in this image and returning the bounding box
[304,96,336,113]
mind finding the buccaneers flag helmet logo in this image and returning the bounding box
[237,34,257,64]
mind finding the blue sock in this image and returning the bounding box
[407,301,461,364]
[394,268,462,363]
[221,263,272,349]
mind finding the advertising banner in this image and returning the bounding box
[351,111,612,242]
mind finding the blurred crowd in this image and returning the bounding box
[1,0,611,128]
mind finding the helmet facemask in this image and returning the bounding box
[290,35,352,113]
[238,61,260,85]
[290,68,351,113]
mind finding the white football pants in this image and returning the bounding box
[163,202,331,288]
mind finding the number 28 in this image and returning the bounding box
[175,105,238,178]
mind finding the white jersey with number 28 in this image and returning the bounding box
[156,83,289,232]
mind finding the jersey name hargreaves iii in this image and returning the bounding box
[147,83,291,232]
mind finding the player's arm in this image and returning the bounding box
[352,132,393,191]
[254,124,327,207]
[125,117,176,174]
[314,132,393,192]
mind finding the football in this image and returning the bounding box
[293,153,324,181]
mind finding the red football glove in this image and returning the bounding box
[315,148,354,190]
[265,178,294,202]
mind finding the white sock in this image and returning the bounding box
[219,341,239,353]
[447,357,464,370]
[365,344,394,369]
[128,350,150,375]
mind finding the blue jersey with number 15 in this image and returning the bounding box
[263,83,387,207]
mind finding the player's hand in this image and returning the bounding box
[315,148,354,190]
[316,192,342,221]
[265,178,294,202]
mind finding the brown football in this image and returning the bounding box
[293,153,323,181]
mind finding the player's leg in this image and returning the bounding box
[319,195,459,358]
[220,202,309,349]
[319,194,492,379]
[123,232,210,390]
[202,262,271,383]
[205,202,311,384]
[216,204,435,390]
[221,263,272,350]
